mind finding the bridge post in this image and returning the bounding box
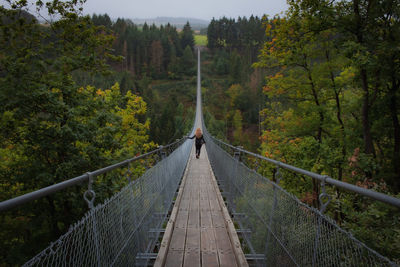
[158,145,167,160]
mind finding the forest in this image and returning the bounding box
[1,0,400,265]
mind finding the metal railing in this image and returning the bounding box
[0,139,187,212]
[3,136,192,266]
[209,137,400,209]
[203,128,399,266]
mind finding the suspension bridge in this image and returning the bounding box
[1,50,400,267]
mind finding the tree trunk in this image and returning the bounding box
[305,61,324,143]
[46,196,61,239]
[326,49,345,222]
[389,82,400,191]
[304,60,323,208]
[353,0,375,157]
[360,69,375,157]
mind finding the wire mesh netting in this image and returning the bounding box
[23,139,192,267]
[204,131,397,267]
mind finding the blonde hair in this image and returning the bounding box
[195,128,202,138]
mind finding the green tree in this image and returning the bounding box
[180,21,195,52]
[0,1,154,264]
[232,109,243,145]
[182,45,195,75]
[255,0,400,262]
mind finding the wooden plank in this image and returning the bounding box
[199,197,209,210]
[207,184,220,212]
[201,251,219,267]
[215,228,233,251]
[175,211,189,229]
[179,197,190,211]
[200,228,217,251]
[157,143,249,267]
[154,147,193,267]
[170,228,187,251]
[188,189,199,228]
[200,210,213,228]
[187,208,199,228]
[165,250,184,267]
[183,228,201,267]
[215,228,237,267]
[211,212,226,228]
[217,250,237,267]
[185,228,201,251]
[183,251,201,267]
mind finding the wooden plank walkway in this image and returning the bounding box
[155,144,248,267]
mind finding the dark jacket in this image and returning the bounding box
[189,135,206,147]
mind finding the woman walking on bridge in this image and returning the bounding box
[188,128,206,159]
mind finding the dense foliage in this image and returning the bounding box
[88,15,197,144]
[0,1,187,264]
[201,3,400,264]
[254,0,400,262]
[92,15,196,79]
[203,16,268,150]
[1,0,198,263]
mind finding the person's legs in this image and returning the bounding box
[196,145,201,158]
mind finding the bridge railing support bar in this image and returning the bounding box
[311,178,332,267]
[264,164,282,266]
[231,146,243,209]
[82,172,102,267]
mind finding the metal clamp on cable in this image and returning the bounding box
[318,176,332,213]
[275,164,282,184]
[158,145,166,160]
[83,172,96,209]
[125,161,132,183]
[255,159,260,172]
[234,146,242,161]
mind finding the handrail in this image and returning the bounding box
[0,137,186,212]
[208,135,400,209]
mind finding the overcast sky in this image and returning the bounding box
[81,0,288,21]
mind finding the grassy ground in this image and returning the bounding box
[194,35,207,46]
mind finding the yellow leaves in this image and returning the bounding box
[96,89,104,96]
[271,72,283,80]
[288,137,302,146]
[51,88,63,101]
[263,86,273,93]
[265,151,273,158]
[227,84,243,108]
[1,111,15,129]
[72,83,152,161]
[39,120,57,130]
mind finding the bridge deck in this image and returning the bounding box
[155,144,248,267]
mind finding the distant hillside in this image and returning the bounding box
[131,17,209,30]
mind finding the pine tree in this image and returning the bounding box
[180,21,195,51]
